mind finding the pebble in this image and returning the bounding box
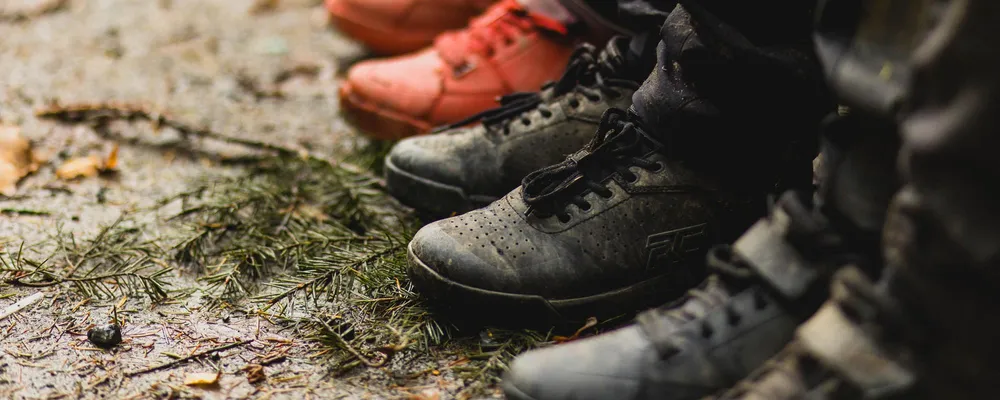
[88,323,123,348]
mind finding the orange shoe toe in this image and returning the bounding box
[341,0,581,140]
[341,50,445,139]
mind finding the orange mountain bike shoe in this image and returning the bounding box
[326,0,496,56]
[340,0,579,140]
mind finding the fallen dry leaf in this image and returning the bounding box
[0,125,41,196]
[408,389,440,400]
[184,371,221,386]
[55,144,119,180]
[55,155,101,180]
[105,144,119,170]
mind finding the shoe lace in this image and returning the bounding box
[519,108,666,222]
[432,38,639,135]
[434,0,568,67]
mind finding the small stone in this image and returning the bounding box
[87,323,122,348]
[478,329,500,350]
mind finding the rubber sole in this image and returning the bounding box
[325,0,438,56]
[501,380,539,400]
[407,242,685,327]
[339,83,431,140]
[385,156,498,218]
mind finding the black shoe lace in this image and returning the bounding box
[431,38,640,136]
[519,108,664,221]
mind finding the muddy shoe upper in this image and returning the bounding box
[503,273,798,400]
[406,109,761,324]
[501,192,866,400]
[406,1,831,322]
[385,36,642,216]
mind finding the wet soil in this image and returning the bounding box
[0,1,505,398]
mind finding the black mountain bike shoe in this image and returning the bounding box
[385,36,643,217]
[406,110,762,324]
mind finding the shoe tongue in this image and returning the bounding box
[436,0,569,67]
[587,110,660,153]
[567,112,657,185]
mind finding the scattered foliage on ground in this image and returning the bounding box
[4,106,550,394]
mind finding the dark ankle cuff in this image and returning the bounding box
[558,0,634,42]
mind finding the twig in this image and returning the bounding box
[0,209,51,216]
[0,0,68,21]
[0,292,44,321]
[5,269,167,291]
[123,339,253,377]
[35,101,377,180]
[313,318,407,368]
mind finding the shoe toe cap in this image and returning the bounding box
[410,196,611,298]
[504,326,653,400]
[409,221,521,293]
[387,133,470,187]
[344,50,444,117]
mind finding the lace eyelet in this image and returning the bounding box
[650,162,664,172]
[586,95,602,102]
[568,98,580,109]
[625,173,639,183]
[659,346,681,360]
[557,214,571,223]
[540,110,553,119]
[522,118,531,126]
[700,323,714,339]
[578,202,592,211]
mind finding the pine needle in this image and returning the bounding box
[0,217,172,300]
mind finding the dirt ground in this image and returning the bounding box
[0,1,514,398]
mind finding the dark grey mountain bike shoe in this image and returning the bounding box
[385,36,643,217]
[406,109,760,324]
[501,192,870,400]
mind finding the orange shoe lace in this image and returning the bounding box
[434,0,569,67]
